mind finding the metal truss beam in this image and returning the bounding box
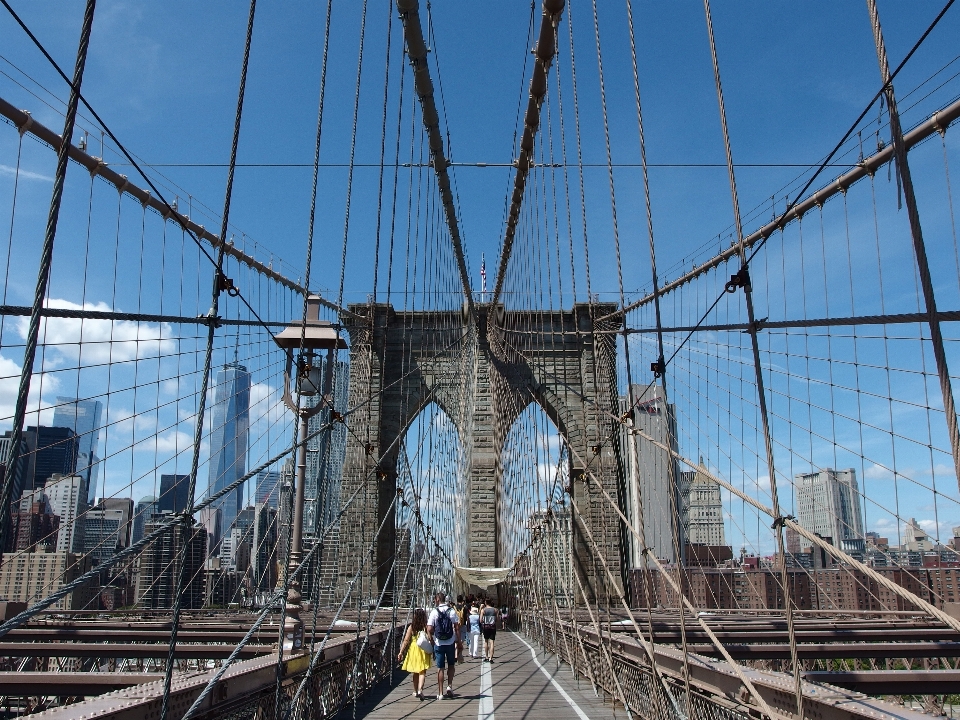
[20,625,396,718]
[803,670,960,695]
[0,304,288,328]
[621,309,960,335]
[609,625,960,644]
[0,673,163,696]
[610,94,960,320]
[0,626,358,643]
[395,0,474,317]
[0,642,274,659]
[687,640,960,660]
[569,620,936,720]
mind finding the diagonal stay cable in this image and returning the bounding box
[180,475,372,720]
[0,328,469,639]
[606,0,956,327]
[0,0,350,325]
[0,0,96,569]
[160,4,258,717]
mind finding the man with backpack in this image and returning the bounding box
[426,592,462,699]
[479,599,499,662]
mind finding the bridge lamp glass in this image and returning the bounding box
[274,295,347,395]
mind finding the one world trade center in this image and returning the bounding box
[206,361,251,551]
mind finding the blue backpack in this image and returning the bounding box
[434,606,454,641]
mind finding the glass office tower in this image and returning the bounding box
[206,362,251,550]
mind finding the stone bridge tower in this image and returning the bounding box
[333,303,628,605]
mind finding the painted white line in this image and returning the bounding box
[513,632,590,720]
[478,654,495,720]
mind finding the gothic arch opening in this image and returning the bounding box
[396,401,468,602]
[498,402,569,568]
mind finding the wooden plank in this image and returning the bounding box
[342,631,617,719]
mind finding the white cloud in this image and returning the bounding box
[864,463,894,480]
[0,164,53,182]
[16,298,176,366]
[150,429,195,455]
[0,354,58,429]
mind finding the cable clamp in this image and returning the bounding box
[217,272,240,297]
[650,359,665,378]
[201,312,222,329]
[771,514,795,530]
[744,317,767,334]
[365,443,376,456]
[330,410,344,423]
[725,267,751,293]
[590,445,601,456]
[18,110,33,136]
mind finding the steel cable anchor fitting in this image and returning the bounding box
[650,358,665,378]
[216,271,240,297]
[771,514,796,531]
[724,266,751,293]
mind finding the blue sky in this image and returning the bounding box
[2,1,960,557]
[2,1,957,298]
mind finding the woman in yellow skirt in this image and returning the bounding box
[397,608,432,700]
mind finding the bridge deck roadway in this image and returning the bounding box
[346,631,615,720]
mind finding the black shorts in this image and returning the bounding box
[481,627,497,640]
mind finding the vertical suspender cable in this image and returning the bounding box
[278,0,336,708]
[0,0,97,557]
[160,3,258,718]
[865,0,960,494]
[701,1,803,715]
[585,2,671,716]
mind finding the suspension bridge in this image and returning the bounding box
[1,0,960,718]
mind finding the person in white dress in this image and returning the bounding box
[468,605,481,658]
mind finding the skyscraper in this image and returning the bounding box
[221,506,255,569]
[82,502,130,565]
[137,514,207,609]
[252,501,278,593]
[304,357,349,534]
[0,428,36,507]
[159,474,191,514]
[83,496,134,565]
[132,495,158,545]
[795,468,864,552]
[254,470,281,509]
[206,362,251,550]
[619,383,681,564]
[679,461,726,548]
[44,473,85,554]
[7,495,59,552]
[53,397,103,505]
[29,426,80,498]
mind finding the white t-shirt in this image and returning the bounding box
[427,604,460,646]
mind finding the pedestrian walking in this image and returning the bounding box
[426,592,462,699]
[468,604,481,657]
[456,594,469,646]
[480,599,498,662]
[397,608,432,700]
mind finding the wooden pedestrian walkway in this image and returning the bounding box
[343,631,620,719]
